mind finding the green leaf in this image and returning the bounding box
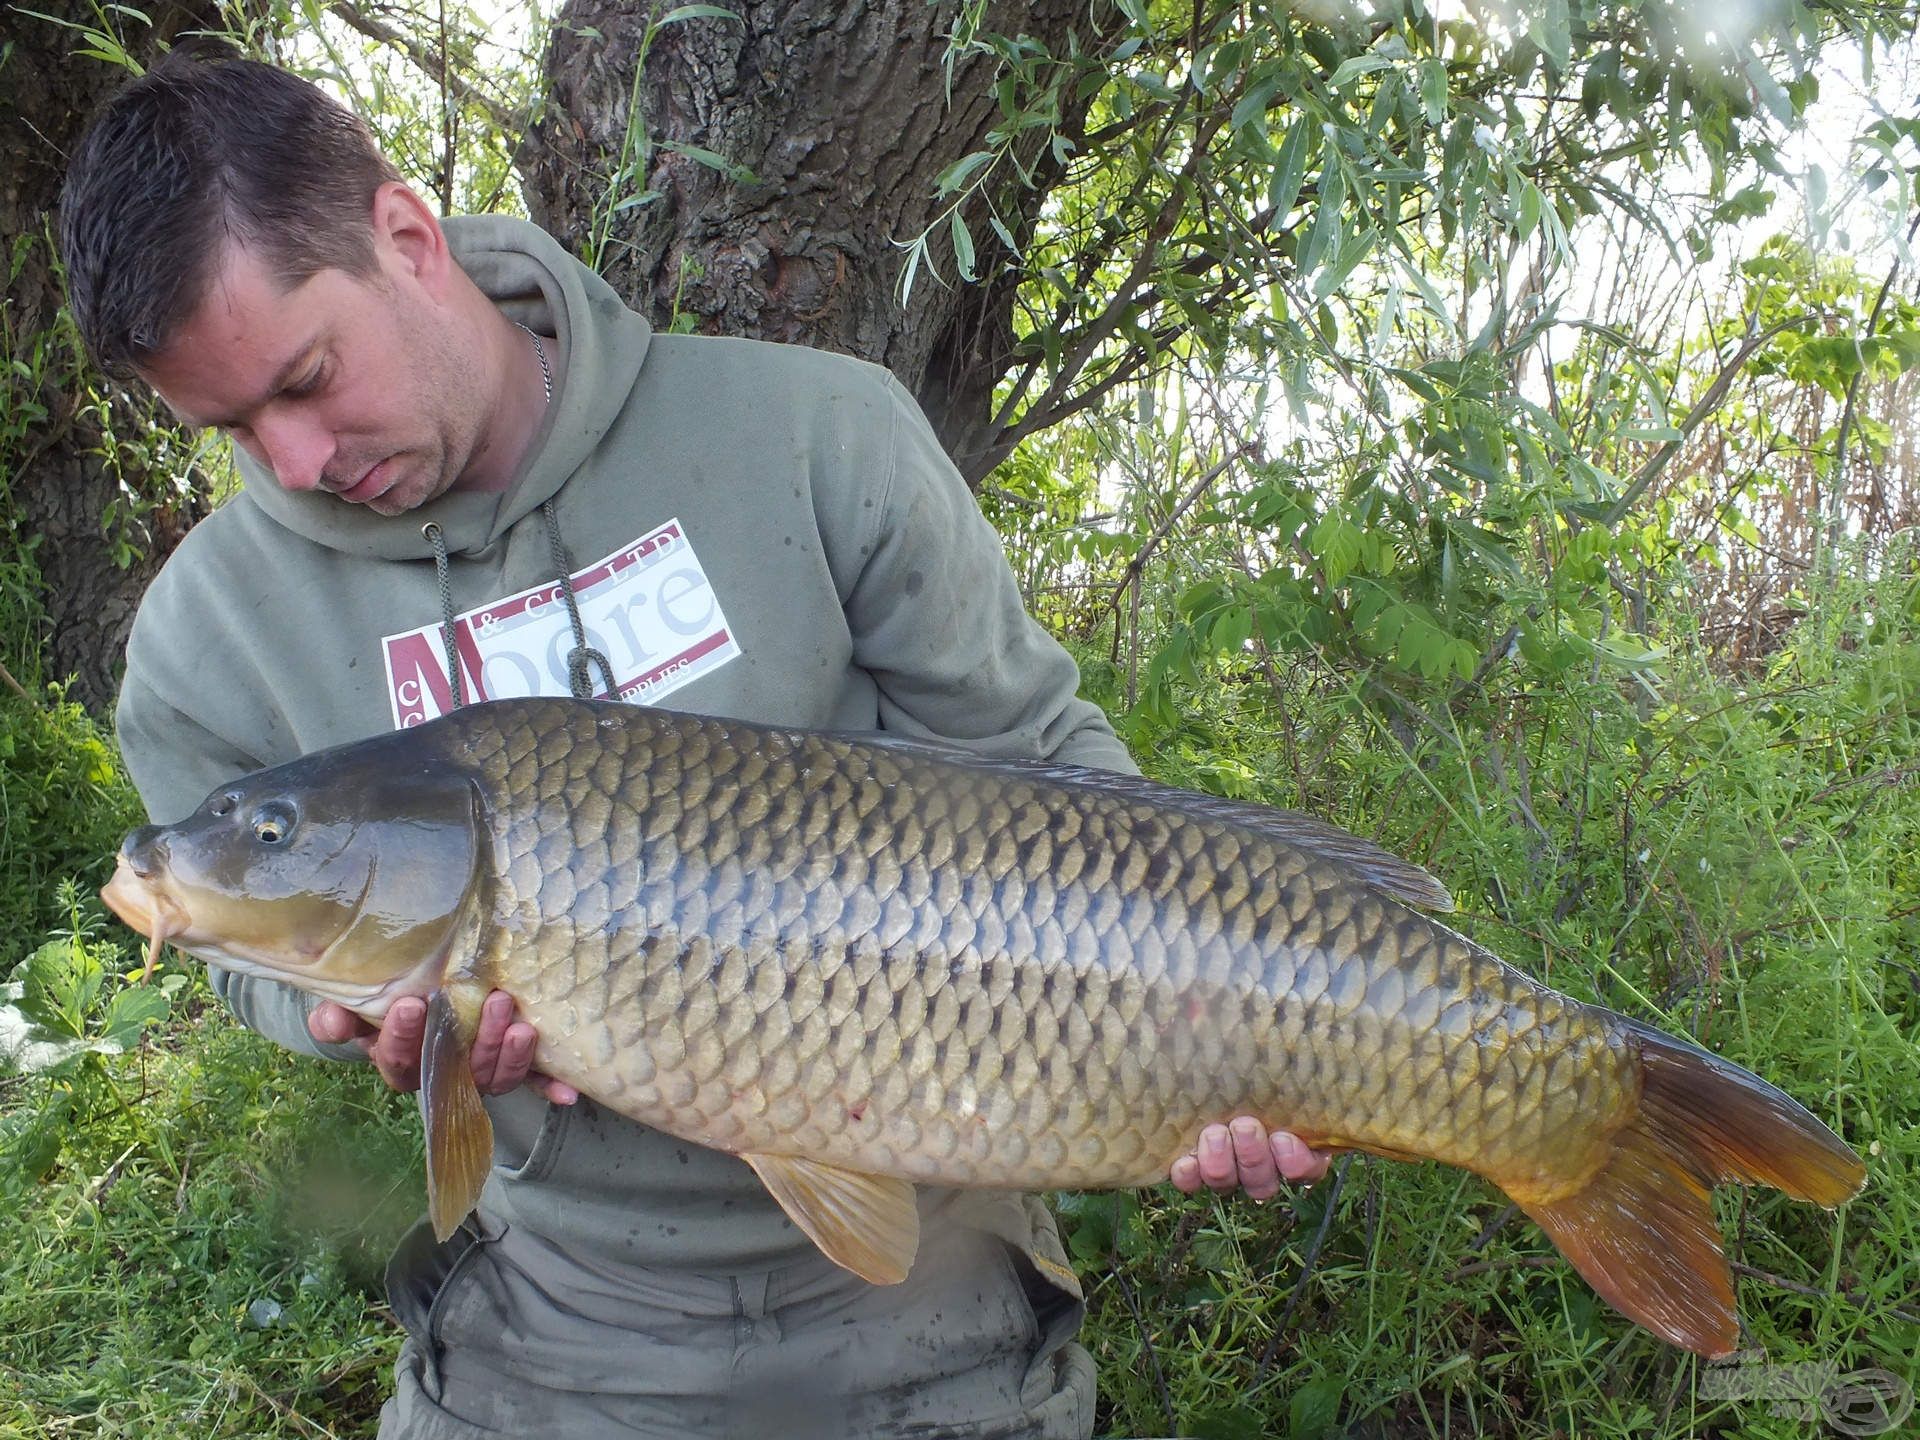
[934,150,993,197]
[950,211,977,282]
[1528,0,1571,71]
[1289,1376,1344,1440]
[1328,54,1390,89]
[1213,605,1254,653]
[1268,115,1314,219]
[1418,58,1448,124]
[656,140,759,186]
[1308,514,1362,586]
[653,4,739,24]
[1744,58,1795,124]
[1297,158,1346,277]
[99,983,171,1052]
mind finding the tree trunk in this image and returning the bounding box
[1,6,219,711]
[519,0,1121,484]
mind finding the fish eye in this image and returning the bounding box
[251,801,297,845]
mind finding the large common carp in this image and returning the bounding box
[101,697,1863,1357]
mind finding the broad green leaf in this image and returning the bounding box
[1289,1376,1344,1440]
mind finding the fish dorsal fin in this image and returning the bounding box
[844,733,1454,913]
[420,986,494,1242]
[744,1153,920,1285]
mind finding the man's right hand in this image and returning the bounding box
[308,991,579,1104]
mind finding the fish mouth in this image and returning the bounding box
[100,853,447,1020]
[101,854,190,981]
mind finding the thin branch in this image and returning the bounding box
[0,658,33,703]
[1602,312,1825,525]
[1252,1154,1353,1384]
[1103,446,1251,619]
[325,0,518,138]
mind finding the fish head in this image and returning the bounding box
[102,745,486,1020]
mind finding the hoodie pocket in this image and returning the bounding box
[488,1089,575,1184]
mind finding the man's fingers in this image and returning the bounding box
[466,991,518,1092]
[368,996,427,1092]
[1195,1123,1238,1190]
[1272,1130,1332,1183]
[1229,1117,1282,1201]
[1169,1121,1332,1198]
[307,999,371,1046]
[531,1073,580,1106]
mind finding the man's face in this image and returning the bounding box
[139,232,487,516]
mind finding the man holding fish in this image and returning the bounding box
[61,51,1329,1439]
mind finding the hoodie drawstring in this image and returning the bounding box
[421,520,465,710]
[420,505,615,711]
[541,498,617,700]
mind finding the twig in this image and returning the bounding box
[1729,1262,1920,1326]
[1103,447,1251,620]
[0,658,33,703]
[1446,1253,1561,1282]
[1461,1202,1519,1257]
[325,1,517,137]
[1602,312,1824,526]
[1253,1154,1352,1383]
[1819,206,1920,580]
[81,1143,140,1206]
[1108,1260,1177,1435]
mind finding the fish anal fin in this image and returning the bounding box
[745,1153,919,1285]
[1517,1124,1737,1357]
[420,987,494,1242]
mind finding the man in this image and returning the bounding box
[61,53,1329,1439]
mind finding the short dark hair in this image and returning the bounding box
[59,51,403,378]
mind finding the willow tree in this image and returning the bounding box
[5,0,1910,708]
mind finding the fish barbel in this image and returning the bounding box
[100,697,1863,1356]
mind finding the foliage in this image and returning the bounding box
[0,973,420,1438]
[0,690,143,959]
[1062,540,1920,1439]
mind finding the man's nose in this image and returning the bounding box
[251,408,337,492]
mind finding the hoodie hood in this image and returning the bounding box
[237,216,653,560]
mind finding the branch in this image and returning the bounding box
[1103,444,1252,617]
[325,1,517,139]
[1601,312,1825,526]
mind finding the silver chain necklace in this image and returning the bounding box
[515,320,553,405]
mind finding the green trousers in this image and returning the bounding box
[378,1207,1094,1439]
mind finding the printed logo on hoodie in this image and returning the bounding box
[381,517,741,727]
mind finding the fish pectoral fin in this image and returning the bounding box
[420,987,494,1243]
[744,1153,919,1286]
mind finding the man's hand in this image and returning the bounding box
[308,990,579,1104]
[1169,1118,1331,1201]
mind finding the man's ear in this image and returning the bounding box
[369,182,452,295]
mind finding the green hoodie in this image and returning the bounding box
[117,214,1135,1278]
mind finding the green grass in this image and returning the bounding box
[0,987,420,1439]
[2,559,1916,1438]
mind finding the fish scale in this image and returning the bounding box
[454,702,1618,1193]
[104,695,1866,1356]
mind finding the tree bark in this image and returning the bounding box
[1,5,220,711]
[519,0,1121,484]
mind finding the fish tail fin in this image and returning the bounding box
[1514,1019,1865,1357]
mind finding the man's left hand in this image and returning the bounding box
[1169,1118,1331,1201]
